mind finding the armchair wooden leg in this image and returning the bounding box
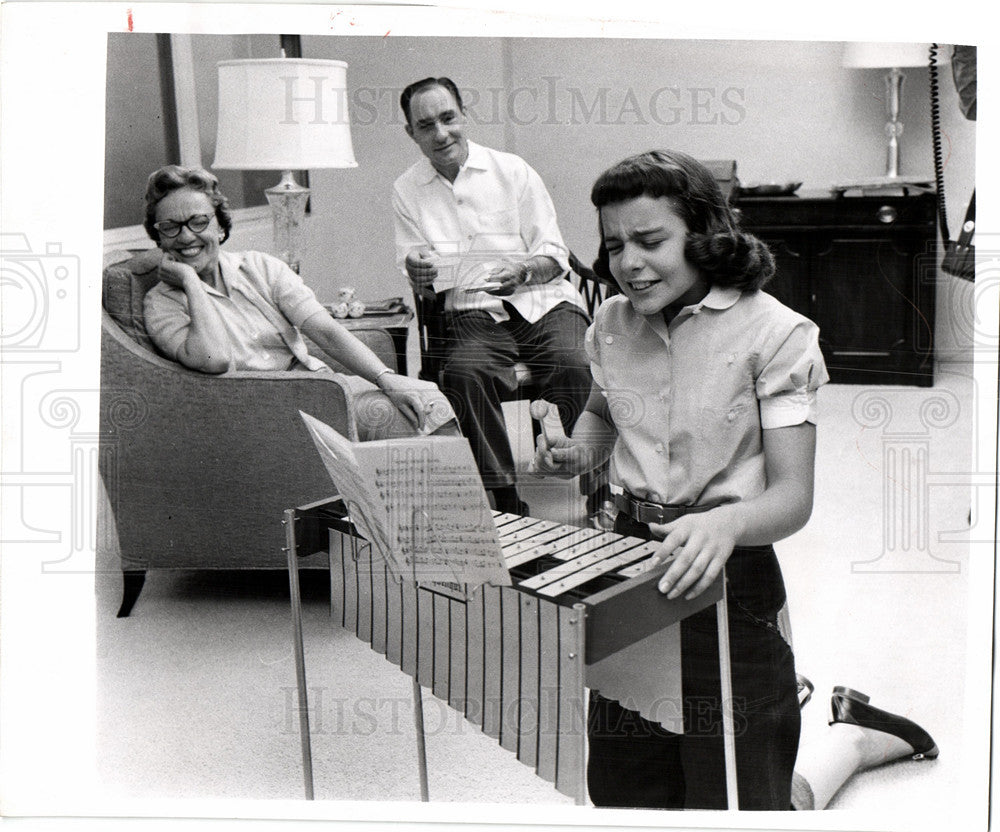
[116,569,147,618]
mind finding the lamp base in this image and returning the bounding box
[265,170,310,274]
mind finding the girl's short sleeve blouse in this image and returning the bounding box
[584,288,828,506]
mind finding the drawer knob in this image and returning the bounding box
[876,205,898,224]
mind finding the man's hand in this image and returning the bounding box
[465,260,529,296]
[404,247,438,288]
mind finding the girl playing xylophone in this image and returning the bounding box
[532,149,825,809]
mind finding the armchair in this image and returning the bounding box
[100,252,397,616]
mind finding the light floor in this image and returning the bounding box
[95,364,982,821]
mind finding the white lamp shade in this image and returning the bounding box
[213,58,357,170]
[842,42,933,69]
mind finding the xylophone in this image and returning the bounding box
[283,497,728,804]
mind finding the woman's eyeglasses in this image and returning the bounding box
[154,214,213,238]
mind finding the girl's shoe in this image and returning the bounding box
[830,686,939,760]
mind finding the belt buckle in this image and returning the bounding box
[633,496,669,525]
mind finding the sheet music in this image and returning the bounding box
[299,412,402,572]
[300,412,511,588]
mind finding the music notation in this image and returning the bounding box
[300,411,511,588]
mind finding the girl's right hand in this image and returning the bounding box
[531,433,593,479]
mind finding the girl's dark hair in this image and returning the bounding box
[143,165,233,244]
[400,77,464,124]
[590,149,774,291]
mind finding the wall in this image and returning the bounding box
[109,35,978,365]
[104,34,176,229]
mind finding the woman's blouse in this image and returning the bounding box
[585,287,829,507]
[144,250,327,371]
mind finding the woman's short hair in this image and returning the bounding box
[400,77,464,124]
[590,149,774,292]
[143,164,233,245]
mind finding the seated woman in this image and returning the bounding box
[140,164,451,438]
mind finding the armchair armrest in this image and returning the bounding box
[100,310,362,572]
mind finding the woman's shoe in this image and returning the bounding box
[797,674,814,709]
[830,686,940,760]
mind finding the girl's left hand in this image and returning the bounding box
[649,505,745,600]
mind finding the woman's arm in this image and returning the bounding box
[299,310,436,430]
[152,258,234,374]
[299,310,396,382]
[532,382,617,478]
[653,422,817,600]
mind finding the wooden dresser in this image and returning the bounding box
[735,190,937,386]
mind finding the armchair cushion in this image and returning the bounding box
[102,249,163,352]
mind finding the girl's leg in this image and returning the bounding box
[678,595,800,810]
[793,711,928,809]
[586,692,685,809]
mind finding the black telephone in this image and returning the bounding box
[930,44,976,281]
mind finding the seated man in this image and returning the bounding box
[392,76,592,515]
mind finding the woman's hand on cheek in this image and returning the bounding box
[157,252,199,288]
[650,505,744,600]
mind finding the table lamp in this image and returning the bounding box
[213,58,358,274]
[842,42,933,181]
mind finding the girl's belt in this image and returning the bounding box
[613,491,716,525]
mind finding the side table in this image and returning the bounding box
[334,305,414,375]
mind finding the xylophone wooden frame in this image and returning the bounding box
[282,500,739,808]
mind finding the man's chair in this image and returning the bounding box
[100,251,398,617]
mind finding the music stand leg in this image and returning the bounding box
[284,509,315,800]
[716,586,738,809]
[411,678,430,801]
